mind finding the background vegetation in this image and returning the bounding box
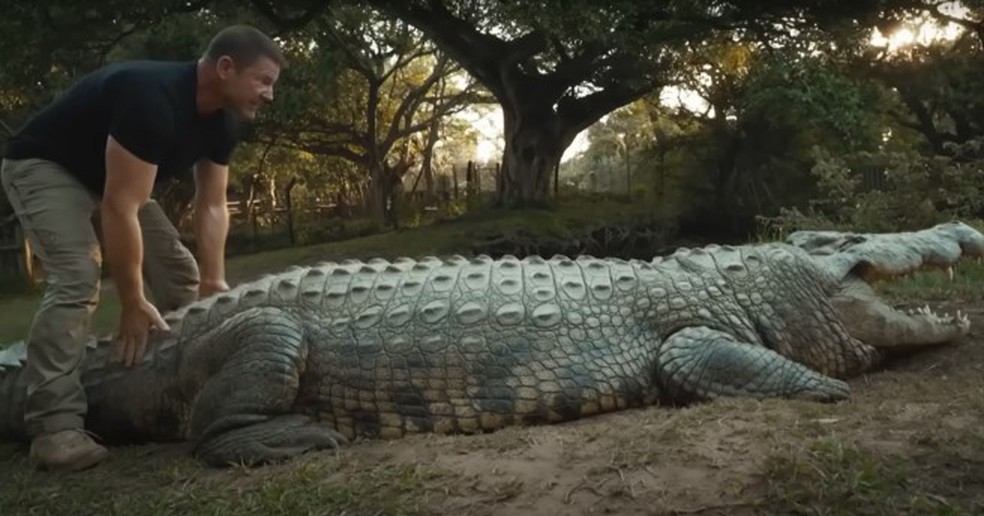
[3,0,983,269]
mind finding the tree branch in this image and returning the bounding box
[369,0,513,97]
[924,2,984,45]
[249,0,330,34]
[263,138,367,165]
[382,54,454,149]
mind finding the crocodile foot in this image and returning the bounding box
[194,414,348,467]
[658,326,853,402]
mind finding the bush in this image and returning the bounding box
[759,141,984,237]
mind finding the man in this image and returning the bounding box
[0,25,285,472]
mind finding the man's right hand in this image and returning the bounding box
[111,296,170,367]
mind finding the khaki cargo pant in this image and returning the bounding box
[1,157,200,438]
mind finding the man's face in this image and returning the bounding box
[218,55,281,119]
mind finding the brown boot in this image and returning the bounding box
[29,429,109,472]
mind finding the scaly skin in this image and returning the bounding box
[0,221,981,467]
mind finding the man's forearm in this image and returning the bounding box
[101,202,145,303]
[194,201,229,283]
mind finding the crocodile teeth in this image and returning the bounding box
[956,311,971,329]
[947,266,955,282]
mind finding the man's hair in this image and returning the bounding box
[204,25,287,69]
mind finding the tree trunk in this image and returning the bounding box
[368,161,387,226]
[284,176,299,246]
[244,174,260,240]
[498,108,570,207]
[421,80,445,204]
[712,128,744,233]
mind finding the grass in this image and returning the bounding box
[759,440,930,515]
[757,434,984,515]
[873,249,984,303]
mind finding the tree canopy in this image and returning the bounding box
[1,0,982,237]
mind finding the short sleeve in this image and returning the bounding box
[108,86,175,165]
[206,111,241,165]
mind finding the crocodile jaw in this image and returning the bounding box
[789,221,984,349]
[830,277,970,348]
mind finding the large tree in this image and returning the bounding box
[255,5,483,225]
[368,0,904,207]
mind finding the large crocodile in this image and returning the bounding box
[1,221,981,466]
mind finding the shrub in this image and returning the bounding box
[758,140,984,237]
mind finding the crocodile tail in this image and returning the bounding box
[0,341,28,441]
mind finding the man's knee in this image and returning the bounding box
[169,245,200,306]
[150,242,199,311]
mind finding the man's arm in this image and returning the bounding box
[193,158,230,297]
[103,135,169,366]
[103,135,157,305]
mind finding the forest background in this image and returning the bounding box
[2,0,984,267]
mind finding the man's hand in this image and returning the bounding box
[199,278,230,299]
[111,296,170,367]
[102,134,162,368]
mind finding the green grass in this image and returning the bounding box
[876,259,984,302]
[758,436,983,515]
[759,440,930,515]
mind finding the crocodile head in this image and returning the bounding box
[787,221,984,349]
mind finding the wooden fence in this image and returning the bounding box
[0,214,35,284]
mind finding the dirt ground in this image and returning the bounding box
[1,300,983,515]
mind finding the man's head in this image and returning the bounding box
[201,25,286,119]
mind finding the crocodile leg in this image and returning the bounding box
[657,326,851,402]
[187,308,347,467]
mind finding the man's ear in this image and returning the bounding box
[216,55,236,78]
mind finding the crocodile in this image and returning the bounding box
[1,221,981,467]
